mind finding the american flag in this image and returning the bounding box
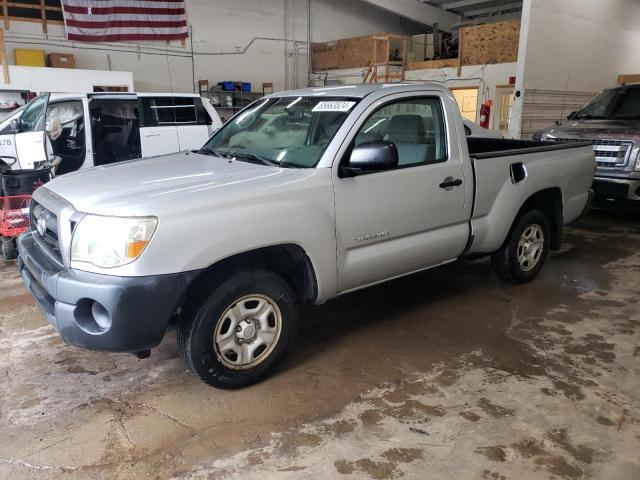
[61,1,188,42]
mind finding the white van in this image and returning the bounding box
[0,92,222,175]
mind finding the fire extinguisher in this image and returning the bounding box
[479,99,493,129]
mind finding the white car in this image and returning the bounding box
[462,118,503,139]
[0,92,222,175]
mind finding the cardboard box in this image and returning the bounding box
[47,53,76,69]
[14,49,46,67]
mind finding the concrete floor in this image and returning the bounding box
[0,207,639,480]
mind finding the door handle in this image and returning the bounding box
[439,177,463,190]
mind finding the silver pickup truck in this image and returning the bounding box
[18,83,594,389]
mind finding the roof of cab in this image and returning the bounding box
[268,82,450,99]
[49,92,202,101]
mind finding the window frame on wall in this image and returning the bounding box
[449,86,479,124]
[2,0,65,33]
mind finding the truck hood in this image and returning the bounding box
[41,151,305,215]
[542,119,640,142]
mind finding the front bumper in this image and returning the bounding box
[18,232,200,352]
[593,177,640,202]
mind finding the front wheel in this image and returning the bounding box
[491,209,550,284]
[178,269,298,389]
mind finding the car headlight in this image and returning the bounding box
[71,215,157,268]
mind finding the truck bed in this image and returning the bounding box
[467,137,591,158]
[466,137,595,256]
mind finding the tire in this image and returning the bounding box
[491,209,550,284]
[178,269,298,389]
[1,237,17,261]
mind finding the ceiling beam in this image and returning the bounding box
[452,10,520,27]
[464,2,522,17]
[360,0,459,32]
[440,0,498,10]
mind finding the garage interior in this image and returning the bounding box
[0,1,639,479]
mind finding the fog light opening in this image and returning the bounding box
[74,299,112,334]
[91,301,111,330]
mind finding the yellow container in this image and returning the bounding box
[14,49,46,67]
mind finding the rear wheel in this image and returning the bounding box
[1,237,17,260]
[178,269,298,389]
[491,209,550,284]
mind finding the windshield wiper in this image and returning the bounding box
[197,147,225,157]
[573,114,606,120]
[226,151,278,166]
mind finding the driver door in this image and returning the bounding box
[333,94,468,292]
[14,94,49,169]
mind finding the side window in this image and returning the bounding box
[20,95,48,133]
[355,97,447,167]
[173,97,197,124]
[195,98,212,125]
[141,97,175,126]
[0,105,26,134]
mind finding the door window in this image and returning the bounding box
[173,97,197,124]
[141,97,176,126]
[195,97,212,125]
[20,95,48,132]
[355,97,447,167]
[90,99,141,166]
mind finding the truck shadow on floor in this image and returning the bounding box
[280,207,637,382]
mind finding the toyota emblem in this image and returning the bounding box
[36,215,47,236]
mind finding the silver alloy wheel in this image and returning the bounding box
[517,223,544,272]
[214,294,282,370]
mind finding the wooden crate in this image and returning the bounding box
[312,35,375,70]
[618,74,640,85]
[461,19,520,65]
[407,58,458,71]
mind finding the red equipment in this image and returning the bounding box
[479,99,493,129]
[1,195,31,259]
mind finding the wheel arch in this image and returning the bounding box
[178,243,319,313]
[511,187,564,251]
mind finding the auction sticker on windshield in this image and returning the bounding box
[312,101,356,112]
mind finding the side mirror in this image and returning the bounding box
[9,118,20,133]
[340,141,399,177]
[567,111,577,120]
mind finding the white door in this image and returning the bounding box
[0,106,26,169]
[139,96,179,157]
[14,94,49,169]
[333,95,468,292]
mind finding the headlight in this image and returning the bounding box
[71,215,157,268]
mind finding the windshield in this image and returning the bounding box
[202,96,359,168]
[574,86,640,120]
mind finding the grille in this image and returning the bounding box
[547,137,633,168]
[30,200,63,264]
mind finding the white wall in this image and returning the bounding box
[314,63,517,129]
[1,0,426,94]
[2,65,133,94]
[510,0,640,138]
[407,63,517,130]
